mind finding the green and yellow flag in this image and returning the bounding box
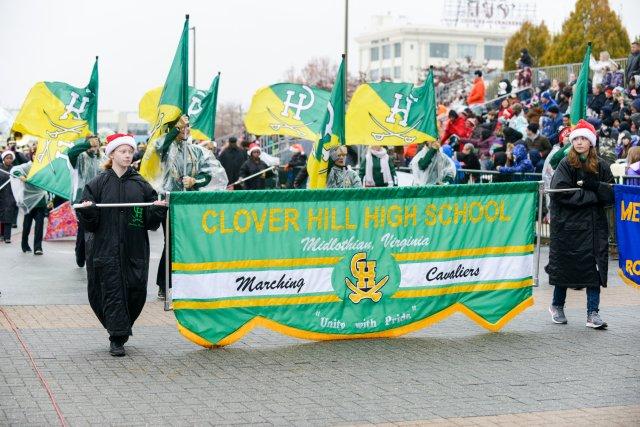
[139,73,220,142]
[307,56,346,189]
[190,73,220,141]
[244,83,330,140]
[12,57,99,199]
[139,16,189,185]
[570,42,592,125]
[346,76,438,146]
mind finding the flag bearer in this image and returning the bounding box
[77,134,167,356]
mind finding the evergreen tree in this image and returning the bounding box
[503,21,550,71]
[541,0,629,65]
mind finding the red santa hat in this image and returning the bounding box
[559,126,572,144]
[105,133,137,156]
[569,119,597,147]
[289,143,304,154]
[247,143,261,155]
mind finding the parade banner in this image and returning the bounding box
[244,84,330,140]
[170,182,537,347]
[346,78,438,146]
[615,184,640,289]
[13,58,98,199]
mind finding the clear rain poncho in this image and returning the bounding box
[198,145,229,191]
[73,150,105,203]
[10,162,48,214]
[158,138,214,193]
[409,146,457,186]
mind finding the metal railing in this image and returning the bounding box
[485,57,629,100]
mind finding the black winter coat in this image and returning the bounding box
[0,164,17,223]
[218,146,247,185]
[238,158,273,190]
[77,168,166,338]
[545,157,614,288]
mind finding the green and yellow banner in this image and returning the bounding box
[244,83,330,140]
[346,77,438,146]
[170,182,537,347]
[12,57,99,199]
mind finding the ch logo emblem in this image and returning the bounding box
[345,252,389,303]
[281,85,315,120]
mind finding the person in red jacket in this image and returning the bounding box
[441,110,473,146]
[467,70,486,105]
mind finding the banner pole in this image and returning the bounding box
[534,181,544,287]
[164,192,172,311]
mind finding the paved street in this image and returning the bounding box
[1,226,639,426]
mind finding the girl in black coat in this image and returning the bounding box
[77,134,167,356]
[545,120,614,329]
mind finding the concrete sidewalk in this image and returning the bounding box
[1,232,639,425]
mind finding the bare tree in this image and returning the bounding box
[283,57,366,101]
[214,102,245,141]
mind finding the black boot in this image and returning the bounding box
[109,337,126,357]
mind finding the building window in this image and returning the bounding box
[381,67,391,79]
[394,43,401,58]
[370,47,379,61]
[457,44,477,59]
[382,44,391,60]
[393,66,401,79]
[484,45,503,60]
[429,43,449,58]
[370,69,380,81]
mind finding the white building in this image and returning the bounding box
[356,15,512,84]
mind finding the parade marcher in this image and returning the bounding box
[154,115,212,300]
[410,141,456,185]
[10,162,48,254]
[76,134,167,356]
[197,141,229,190]
[545,120,614,329]
[359,145,397,187]
[0,151,18,243]
[67,134,105,267]
[326,146,361,189]
[238,144,274,190]
[218,136,247,190]
[284,144,307,188]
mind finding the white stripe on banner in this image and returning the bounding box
[173,255,533,300]
[399,254,533,288]
[172,267,335,300]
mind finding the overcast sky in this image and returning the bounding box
[1,0,639,112]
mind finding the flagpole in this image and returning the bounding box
[344,0,349,88]
[183,14,190,190]
[190,26,196,87]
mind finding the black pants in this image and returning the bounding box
[1,222,11,241]
[156,218,171,291]
[75,220,85,266]
[21,207,45,251]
